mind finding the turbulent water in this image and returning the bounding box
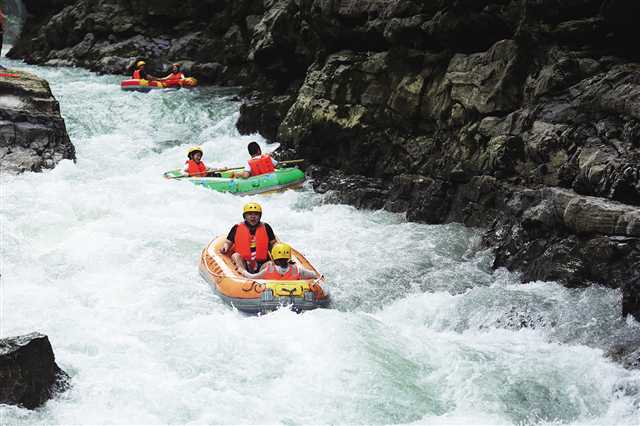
[1,57,640,425]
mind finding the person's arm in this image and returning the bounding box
[232,163,251,179]
[265,224,276,249]
[220,240,232,253]
[231,170,250,178]
[220,226,237,254]
[220,239,233,254]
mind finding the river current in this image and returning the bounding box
[1,58,640,425]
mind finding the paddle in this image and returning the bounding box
[277,159,305,166]
[163,166,240,179]
[164,159,305,179]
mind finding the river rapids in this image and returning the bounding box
[1,57,640,425]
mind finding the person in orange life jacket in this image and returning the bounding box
[240,242,319,280]
[132,60,158,80]
[159,63,186,85]
[220,202,277,274]
[232,141,278,179]
[183,146,219,177]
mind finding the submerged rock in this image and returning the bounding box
[0,332,69,409]
[0,70,75,174]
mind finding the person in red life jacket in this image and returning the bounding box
[184,146,217,177]
[159,63,186,86]
[131,60,158,80]
[240,242,319,280]
[220,202,278,274]
[233,141,278,178]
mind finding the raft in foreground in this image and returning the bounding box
[199,236,330,314]
[164,167,305,195]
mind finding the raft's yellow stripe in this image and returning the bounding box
[264,280,311,296]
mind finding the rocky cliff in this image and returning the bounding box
[9,0,640,320]
[0,70,75,173]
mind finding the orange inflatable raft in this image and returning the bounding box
[199,236,330,314]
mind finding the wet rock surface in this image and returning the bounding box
[0,332,69,409]
[0,70,75,174]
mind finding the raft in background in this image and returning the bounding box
[163,167,306,195]
[200,236,330,314]
[120,77,198,92]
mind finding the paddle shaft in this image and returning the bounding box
[165,159,304,179]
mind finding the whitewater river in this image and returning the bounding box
[1,57,640,425]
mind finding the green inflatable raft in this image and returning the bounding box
[163,167,306,195]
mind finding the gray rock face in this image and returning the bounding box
[0,332,69,409]
[0,70,75,174]
[260,1,640,319]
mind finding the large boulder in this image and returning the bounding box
[0,332,69,409]
[0,70,75,174]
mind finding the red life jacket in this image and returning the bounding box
[248,154,275,176]
[234,223,269,269]
[262,263,301,281]
[166,72,185,84]
[186,160,207,176]
[133,69,142,79]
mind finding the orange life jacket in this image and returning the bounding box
[166,72,185,84]
[133,69,143,79]
[234,223,269,268]
[248,154,275,176]
[186,160,207,176]
[262,263,301,280]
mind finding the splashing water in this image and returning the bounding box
[1,58,640,425]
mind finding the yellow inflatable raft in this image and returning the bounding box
[199,236,330,314]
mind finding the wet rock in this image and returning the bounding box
[607,336,640,370]
[192,62,224,84]
[237,93,297,141]
[307,166,390,210]
[446,39,525,116]
[0,332,69,409]
[0,70,75,174]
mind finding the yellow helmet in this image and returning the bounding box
[271,243,291,261]
[243,202,262,215]
[136,60,146,68]
[187,146,203,157]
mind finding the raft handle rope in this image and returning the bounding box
[241,281,265,293]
